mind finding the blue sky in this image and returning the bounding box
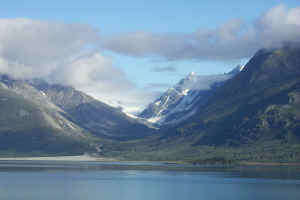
[1,1,299,32]
[0,1,299,112]
[0,0,298,86]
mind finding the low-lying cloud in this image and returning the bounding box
[151,66,177,72]
[0,19,99,79]
[145,83,171,90]
[0,4,299,113]
[103,4,300,61]
[0,18,156,113]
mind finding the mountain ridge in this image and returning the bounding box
[139,65,244,126]
[0,74,155,155]
[1,45,300,162]
[103,45,300,162]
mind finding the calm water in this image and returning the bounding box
[0,161,300,200]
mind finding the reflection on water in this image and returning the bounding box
[0,161,300,200]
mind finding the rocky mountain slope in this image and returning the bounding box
[2,44,300,161]
[183,46,300,147]
[0,75,93,155]
[30,80,153,139]
[139,65,244,126]
[105,45,300,162]
[0,75,154,155]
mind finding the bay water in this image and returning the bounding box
[0,161,299,200]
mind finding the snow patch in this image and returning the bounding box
[125,112,138,119]
[155,101,161,106]
[141,66,242,125]
[148,116,162,123]
[182,89,189,95]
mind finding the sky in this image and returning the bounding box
[0,0,300,113]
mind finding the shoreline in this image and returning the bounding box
[0,154,116,162]
[240,161,300,166]
[0,156,299,167]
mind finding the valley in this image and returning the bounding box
[0,45,300,164]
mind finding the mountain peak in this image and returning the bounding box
[228,64,245,75]
[237,45,300,88]
[188,72,196,76]
[139,65,242,125]
[176,44,300,149]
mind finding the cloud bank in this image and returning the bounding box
[0,4,299,113]
[102,4,300,61]
[0,18,155,113]
[151,66,177,72]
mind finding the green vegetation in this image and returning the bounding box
[1,45,300,164]
[99,45,300,163]
[0,85,95,156]
[100,135,300,163]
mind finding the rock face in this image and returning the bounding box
[0,75,92,155]
[172,45,300,146]
[31,80,153,139]
[0,75,154,155]
[139,65,244,126]
[109,45,300,162]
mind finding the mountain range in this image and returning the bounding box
[0,75,153,155]
[103,45,300,162]
[139,65,244,126]
[0,44,300,162]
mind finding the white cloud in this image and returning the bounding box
[0,18,99,79]
[102,4,300,61]
[0,4,299,113]
[0,18,156,113]
[51,52,155,113]
[151,66,177,72]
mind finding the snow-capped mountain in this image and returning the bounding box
[139,65,244,126]
[0,74,153,139]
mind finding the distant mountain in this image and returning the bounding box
[30,80,153,139]
[184,45,300,147]
[107,45,300,162]
[0,75,154,155]
[139,65,244,126]
[0,75,94,155]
